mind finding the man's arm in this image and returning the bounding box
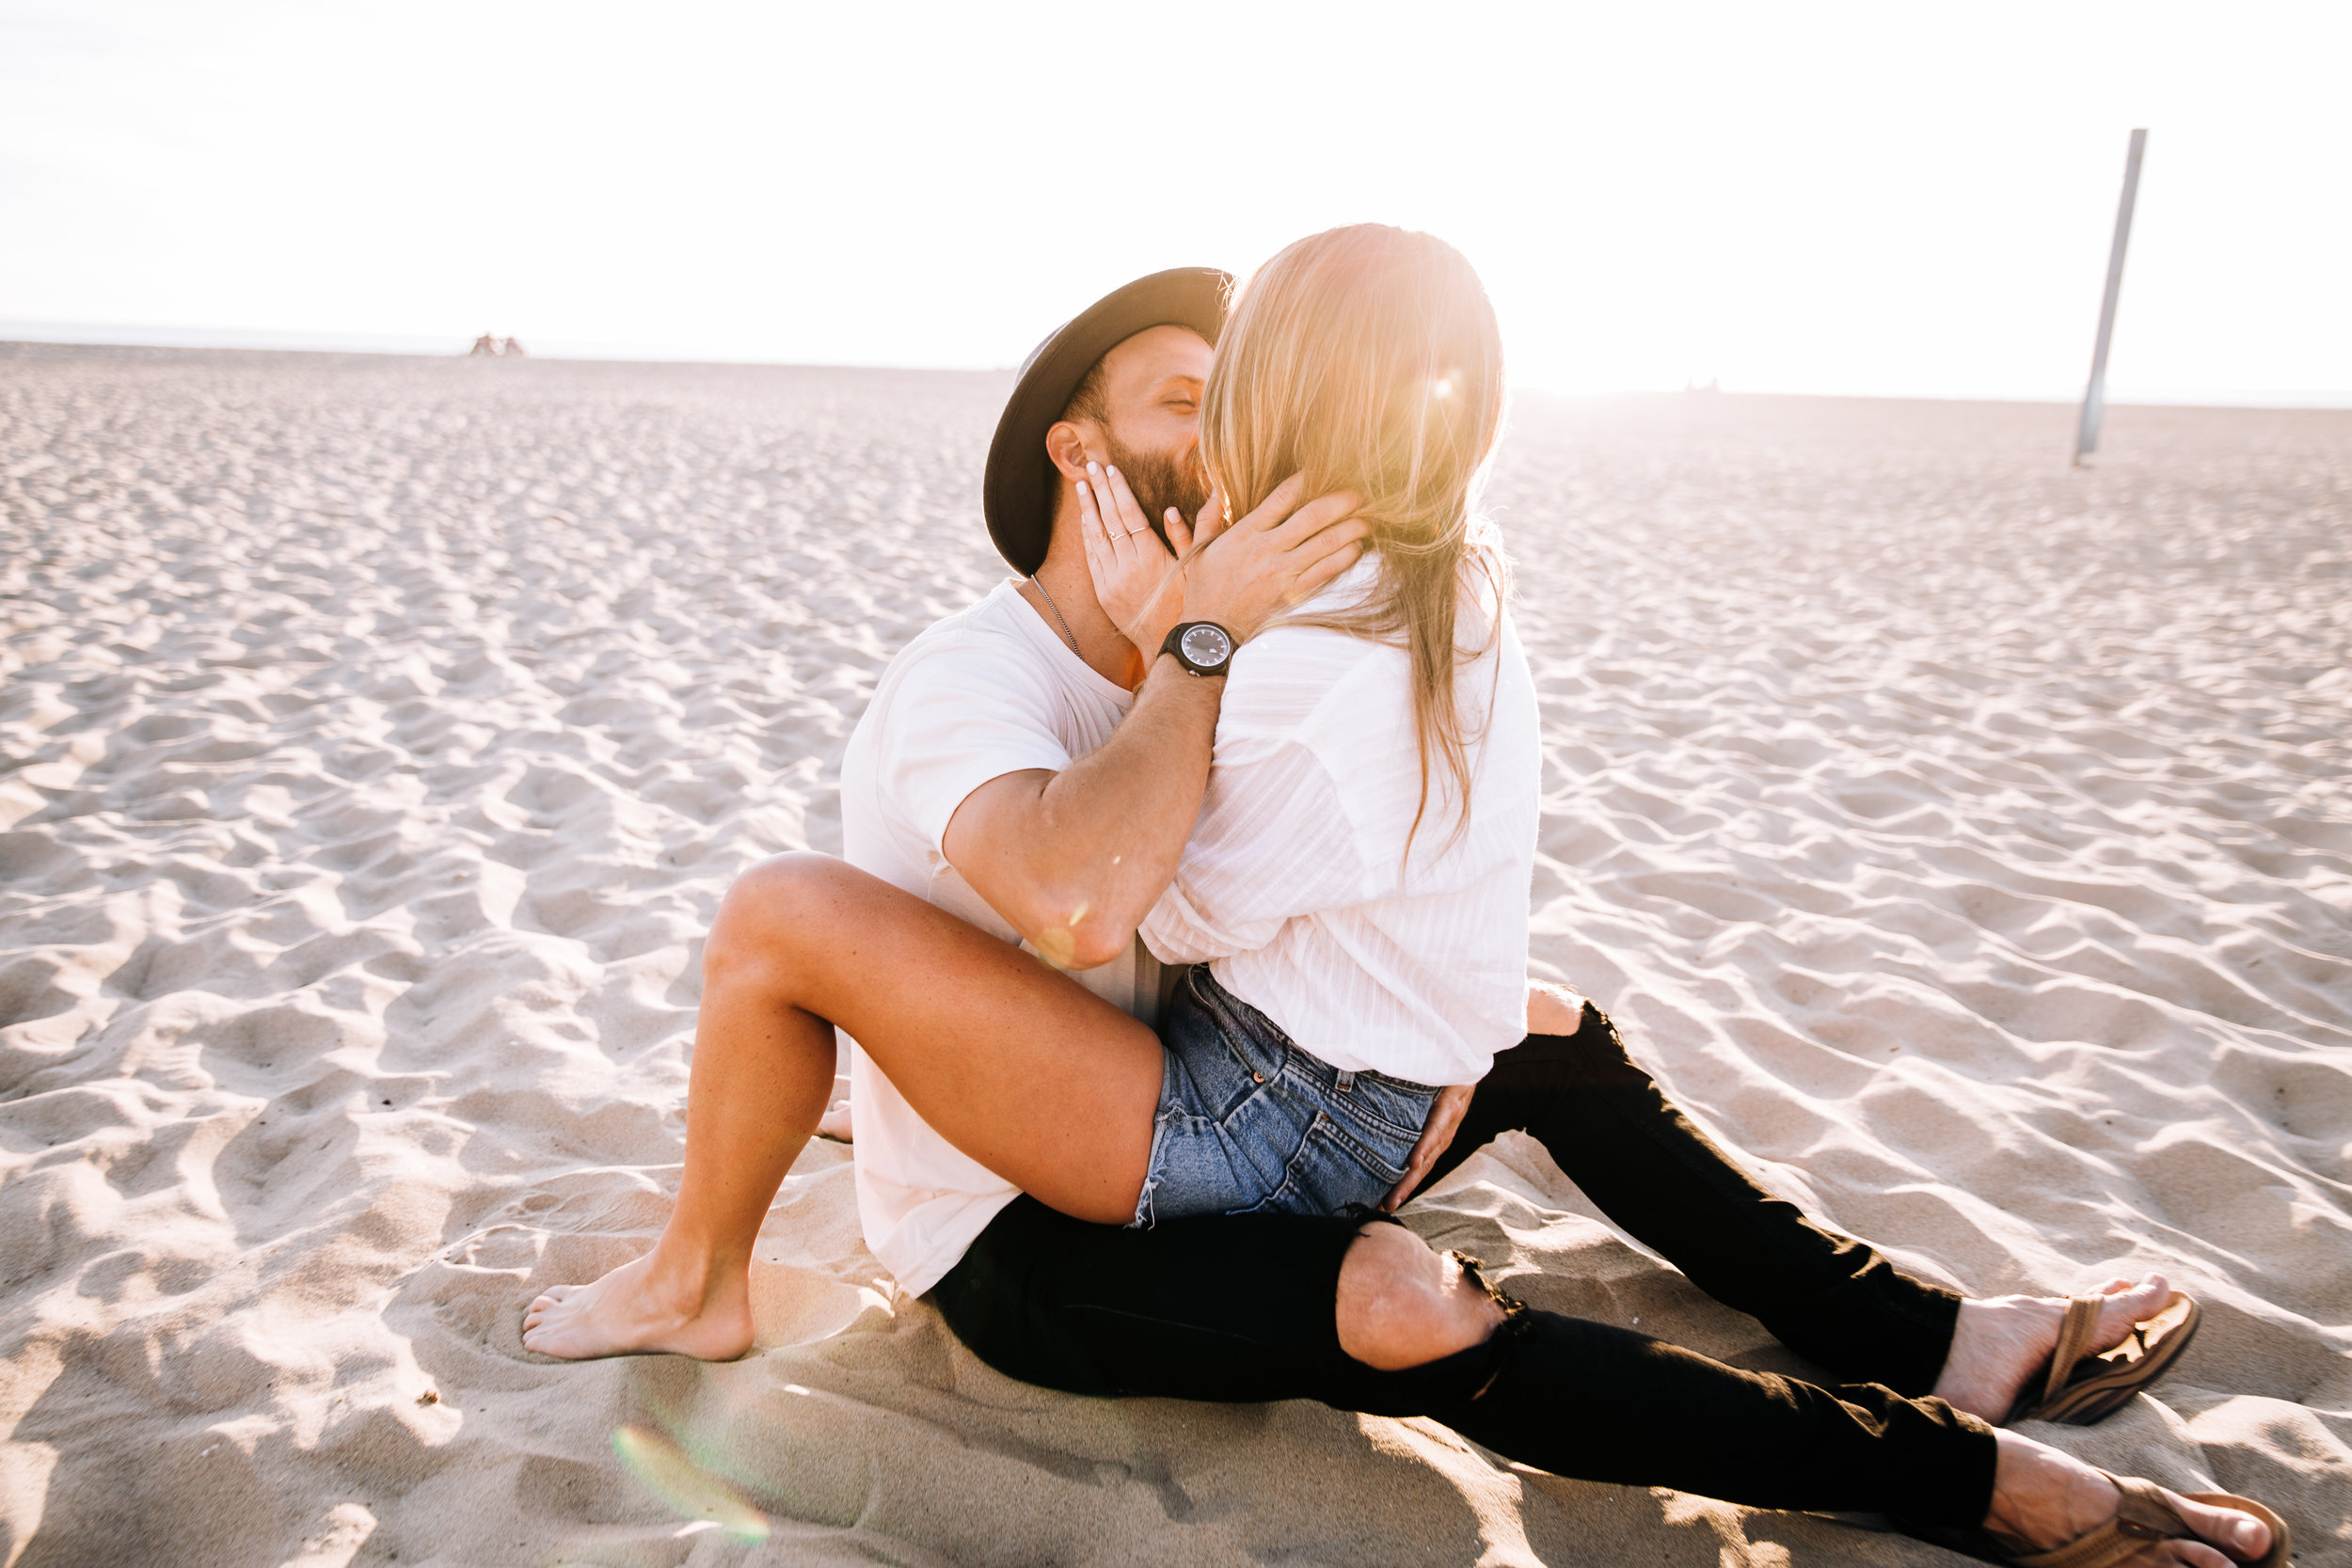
[944,473,1365,970]
[944,657,1222,969]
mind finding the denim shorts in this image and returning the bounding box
[1133,966,1439,1227]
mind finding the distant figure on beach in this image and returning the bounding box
[522,238,2282,1567]
[501,337,526,357]
[469,333,500,357]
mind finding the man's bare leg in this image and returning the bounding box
[522,853,1161,1360]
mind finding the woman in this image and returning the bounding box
[526,227,2282,1566]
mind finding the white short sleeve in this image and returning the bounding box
[873,636,1075,856]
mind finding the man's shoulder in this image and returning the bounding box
[876,586,1057,697]
[893,581,1029,655]
[844,585,1070,855]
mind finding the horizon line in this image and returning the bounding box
[6,320,2348,413]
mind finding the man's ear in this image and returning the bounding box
[1043,420,1095,482]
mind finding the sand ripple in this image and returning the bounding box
[3,348,2346,1564]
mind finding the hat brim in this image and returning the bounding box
[983,267,1230,576]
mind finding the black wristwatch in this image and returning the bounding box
[1159,621,1235,677]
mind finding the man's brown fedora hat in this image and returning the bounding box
[983,266,1231,576]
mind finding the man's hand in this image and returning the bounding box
[946,476,1365,973]
[1382,1083,1473,1212]
[1180,474,1368,643]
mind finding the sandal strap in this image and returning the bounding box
[2010,1472,2193,1568]
[2042,1295,2107,1405]
[2111,1476,2191,1539]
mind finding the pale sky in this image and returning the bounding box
[2,0,2345,402]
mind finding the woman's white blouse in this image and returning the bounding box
[1141,547,1540,1086]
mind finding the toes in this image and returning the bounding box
[2169,1493,2269,1565]
[2092,1275,2170,1342]
[2168,1545,2233,1568]
[524,1287,582,1330]
[2217,1511,2270,1560]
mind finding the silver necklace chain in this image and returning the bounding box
[1030,575,1081,656]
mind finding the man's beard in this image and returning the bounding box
[1099,430,1211,551]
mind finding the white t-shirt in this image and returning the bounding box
[837,579,1160,1298]
[1141,544,1539,1085]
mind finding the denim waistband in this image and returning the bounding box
[1185,965,1438,1098]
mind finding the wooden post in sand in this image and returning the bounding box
[2074,129,2148,467]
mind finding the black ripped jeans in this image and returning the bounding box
[931,1003,1997,1527]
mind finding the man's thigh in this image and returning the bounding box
[928,1196,1366,1404]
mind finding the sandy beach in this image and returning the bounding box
[2,341,2346,1566]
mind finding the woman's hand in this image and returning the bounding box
[1081,464,1370,659]
[1176,475,1368,643]
[1382,1083,1474,1212]
[1076,461,1193,658]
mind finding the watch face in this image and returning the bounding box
[1180,623,1233,669]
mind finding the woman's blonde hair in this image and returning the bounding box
[1200,223,1508,854]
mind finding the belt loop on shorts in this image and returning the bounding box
[1333,1069,1355,1094]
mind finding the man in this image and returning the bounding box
[528,270,2233,1551]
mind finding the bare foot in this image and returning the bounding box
[1986,1429,2271,1566]
[521,1249,754,1362]
[816,1098,854,1144]
[1933,1275,2173,1422]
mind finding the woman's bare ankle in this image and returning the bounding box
[640,1241,729,1297]
[521,1233,758,1361]
[641,1235,752,1317]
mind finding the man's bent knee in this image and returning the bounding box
[1525,978,1587,1037]
[1335,1222,1506,1371]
